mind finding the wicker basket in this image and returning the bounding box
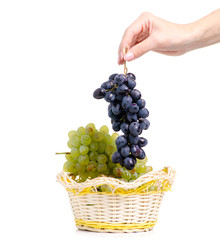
[57,166,175,233]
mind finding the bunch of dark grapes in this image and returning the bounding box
[93,73,150,170]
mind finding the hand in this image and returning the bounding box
[118,12,198,64]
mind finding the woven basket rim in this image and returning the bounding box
[57,166,176,193]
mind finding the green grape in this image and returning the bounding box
[87,161,98,172]
[76,162,86,172]
[148,185,157,192]
[99,125,109,134]
[131,172,138,180]
[79,171,90,182]
[65,154,74,162]
[71,147,80,158]
[92,131,104,142]
[108,159,116,169]
[98,141,106,153]
[76,127,86,137]
[97,154,107,163]
[122,170,131,181]
[81,135,92,145]
[63,161,77,173]
[113,166,124,178]
[70,136,81,147]
[141,156,148,164]
[136,163,147,174]
[105,144,115,156]
[79,145,89,154]
[67,140,74,149]
[89,151,98,161]
[102,167,110,175]
[85,127,95,136]
[68,130,77,139]
[89,170,99,178]
[100,184,112,192]
[104,134,111,144]
[73,156,79,162]
[78,154,89,166]
[89,142,99,152]
[129,167,136,174]
[146,166,153,173]
[97,163,107,173]
[85,123,96,131]
[111,132,119,142]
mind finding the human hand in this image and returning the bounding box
[118,12,197,64]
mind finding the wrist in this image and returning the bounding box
[182,22,203,52]
[186,9,220,51]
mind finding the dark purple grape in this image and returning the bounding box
[129,134,139,145]
[112,103,121,115]
[130,145,141,157]
[115,92,126,101]
[129,122,141,136]
[114,74,127,85]
[109,112,121,124]
[108,103,113,112]
[138,108,149,118]
[111,151,122,163]
[93,88,106,99]
[108,109,115,119]
[129,103,139,113]
[130,89,141,101]
[101,81,114,90]
[104,91,115,102]
[112,121,121,131]
[137,148,146,159]
[127,112,138,122]
[124,156,136,170]
[137,99,146,109]
[119,158,125,167]
[123,133,129,138]
[127,79,136,89]
[121,95,132,109]
[126,72,136,80]
[120,145,130,157]
[139,118,150,130]
[109,73,118,81]
[138,137,148,147]
[116,84,129,94]
[115,135,127,149]
[120,122,129,134]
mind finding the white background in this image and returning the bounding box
[0,0,220,239]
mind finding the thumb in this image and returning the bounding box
[124,37,155,61]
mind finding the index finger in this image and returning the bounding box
[118,25,139,65]
[118,14,149,64]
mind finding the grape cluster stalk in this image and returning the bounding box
[93,73,150,170]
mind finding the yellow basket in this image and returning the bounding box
[57,166,176,233]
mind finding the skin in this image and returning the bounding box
[118,9,220,64]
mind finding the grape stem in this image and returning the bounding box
[106,84,117,92]
[55,152,70,155]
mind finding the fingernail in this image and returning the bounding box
[124,52,134,61]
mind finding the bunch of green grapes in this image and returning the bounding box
[63,123,119,182]
[62,123,153,184]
